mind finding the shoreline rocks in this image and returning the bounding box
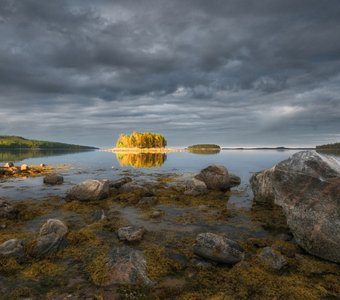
[194,232,245,264]
[66,179,110,202]
[0,200,19,220]
[195,165,231,191]
[117,226,146,242]
[43,174,64,185]
[250,151,340,263]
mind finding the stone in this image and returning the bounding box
[195,165,231,191]
[119,181,152,196]
[109,177,132,189]
[66,179,110,202]
[117,226,146,242]
[194,233,245,264]
[0,200,19,219]
[0,239,25,262]
[250,151,340,263]
[40,163,46,167]
[229,174,241,187]
[20,164,29,171]
[150,210,163,218]
[34,219,68,257]
[184,178,208,196]
[139,196,158,205]
[258,247,288,270]
[4,162,14,168]
[43,174,64,185]
[90,246,152,286]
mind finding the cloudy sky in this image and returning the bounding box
[0,0,340,147]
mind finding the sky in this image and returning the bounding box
[0,0,340,148]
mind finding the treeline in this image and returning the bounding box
[116,132,167,148]
[187,144,221,150]
[316,143,340,150]
[0,136,97,150]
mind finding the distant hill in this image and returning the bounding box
[316,142,340,150]
[0,136,98,150]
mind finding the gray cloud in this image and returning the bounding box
[0,0,339,147]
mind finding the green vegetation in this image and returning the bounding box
[187,144,221,150]
[116,131,167,148]
[0,136,97,150]
[316,142,340,150]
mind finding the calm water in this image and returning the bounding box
[0,148,310,201]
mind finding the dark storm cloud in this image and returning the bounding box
[0,0,340,146]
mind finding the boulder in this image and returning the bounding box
[117,226,146,242]
[184,178,208,196]
[90,246,152,286]
[0,239,25,262]
[258,247,288,270]
[40,163,46,167]
[195,165,230,191]
[66,180,110,202]
[4,162,14,168]
[0,200,19,219]
[229,174,241,187]
[43,174,64,185]
[194,233,245,264]
[20,164,29,171]
[34,219,68,257]
[109,177,132,189]
[250,151,340,263]
[119,181,152,196]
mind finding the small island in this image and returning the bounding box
[316,142,340,151]
[187,144,221,154]
[0,136,97,150]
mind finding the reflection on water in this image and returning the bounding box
[317,150,340,157]
[116,152,167,168]
[0,149,94,163]
[188,149,220,155]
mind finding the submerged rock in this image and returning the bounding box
[139,196,158,205]
[117,226,146,242]
[258,247,288,270]
[4,162,14,168]
[0,200,19,219]
[43,174,64,185]
[194,233,245,264]
[195,165,231,191]
[34,219,68,257]
[66,179,110,201]
[0,239,25,262]
[250,151,340,263]
[229,174,241,187]
[119,181,152,196]
[90,247,152,286]
[109,177,132,189]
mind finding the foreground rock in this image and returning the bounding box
[33,219,68,257]
[258,247,288,270]
[119,181,152,196]
[90,247,152,286]
[0,200,19,219]
[194,233,245,264]
[0,239,25,262]
[184,178,208,196]
[43,174,64,185]
[250,151,340,263]
[195,165,231,191]
[117,226,146,242]
[66,179,110,201]
[109,177,132,189]
[4,162,14,168]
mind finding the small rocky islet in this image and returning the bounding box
[0,151,339,299]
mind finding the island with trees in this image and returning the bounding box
[187,144,221,154]
[316,142,340,154]
[0,136,98,150]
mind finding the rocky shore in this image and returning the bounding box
[0,152,339,299]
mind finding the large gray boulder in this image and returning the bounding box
[89,246,152,286]
[66,179,110,202]
[195,165,230,191]
[34,219,68,257]
[0,200,19,220]
[194,233,245,264]
[250,151,340,263]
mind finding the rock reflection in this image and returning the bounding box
[116,152,167,168]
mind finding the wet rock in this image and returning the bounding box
[258,247,288,270]
[195,165,231,191]
[119,181,152,196]
[229,174,241,187]
[166,250,189,269]
[109,177,132,189]
[0,224,6,229]
[66,179,110,202]
[139,196,158,205]
[0,239,25,262]
[20,164,29,171]
[90,247,152,286]
[150,210,163,218]
[250,151,340,263]
[117,226,146,242]
[43,174,64,185]
[0,200,19,219]
[194,233,245,264]
[184,178,208,196]
[34,219,68,257]
[198,205,209,211]
[4,162,14,168]
[40,163,46,167]
[190,257,215,268]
